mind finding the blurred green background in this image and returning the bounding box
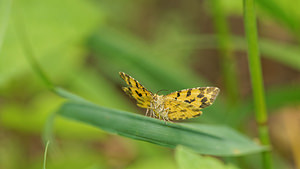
[1,0,300,169]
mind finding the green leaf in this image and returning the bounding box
[56,101,267,156]
[175,146,240,169]
[54,87,89,103]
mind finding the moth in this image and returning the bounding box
[119,72,220,121]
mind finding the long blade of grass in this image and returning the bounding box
[56,101,267,156]
[210,0,239,107]
[243,0,273,168]
[53,87,89,103]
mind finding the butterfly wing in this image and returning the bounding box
[119,72,153,108]
[165,87,220,109]
[164,99,202,120]
[164,87,220,120]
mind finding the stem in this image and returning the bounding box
[210,0,239,107]
[243,0,273,169]
[43,141,50,169]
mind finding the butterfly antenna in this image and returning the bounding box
[156,89,169,95]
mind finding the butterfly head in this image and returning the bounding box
[151,93,165,114]
[152,94,164,107]
[152,93,159,101]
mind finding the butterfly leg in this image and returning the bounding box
[160,108,171,123]
[148,109,157,118]
[145,108,149,116]
[151,110,154,118]
[157,112,161,120]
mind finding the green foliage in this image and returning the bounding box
[87,28,209,92]
[1,0,300,169]
[0,0,101,86]
[175,146,239,169]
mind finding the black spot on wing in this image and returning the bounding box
[197,94,204,98]
[177,92,180,97]
[187,105,194,108]
[184,98,196,103]
[201,97,208,103]
[135,80,140,88]
[186,89,192,97]
[135,90,143,97]
[126,75,132,85]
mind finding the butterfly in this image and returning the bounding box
[119,72,220,121]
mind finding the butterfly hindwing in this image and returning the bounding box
[119,72,153,108]
[164,99,202,120]
[164,87,220,109]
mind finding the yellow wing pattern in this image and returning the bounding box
[165,87,220,109]
[164,99,202,120]
[119,72,153,108]
[164,87,219,120]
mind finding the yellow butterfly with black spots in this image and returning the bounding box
[119,72,220,121]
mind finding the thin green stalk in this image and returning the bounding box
[210,0,239,107]
[43,141,50,169]
[243,0,273,169]
[12,7,54,91]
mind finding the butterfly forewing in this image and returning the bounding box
[119,72,153,108]
[122,87,152,108]
[164,87,220,109]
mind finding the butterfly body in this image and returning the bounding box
[119,72,219,121]
[148,94,170,120]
